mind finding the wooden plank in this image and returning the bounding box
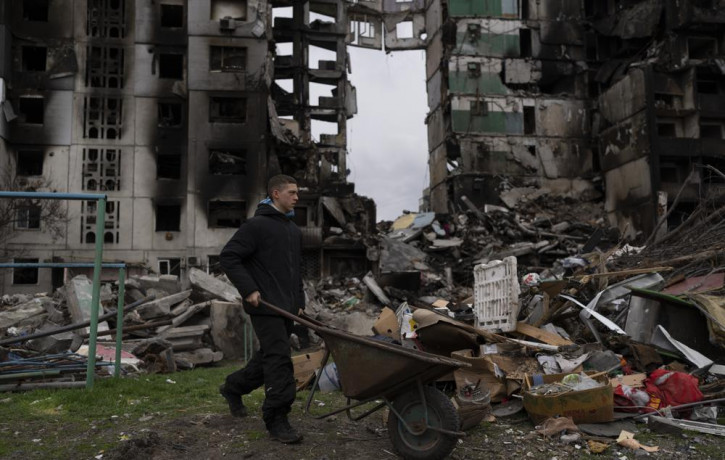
[515,322,574,346]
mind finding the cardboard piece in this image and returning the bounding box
[523,372,614,424]
[292,350,326,388]
[516,322,574,346]
[372,307,400,341]
[609,373,646,388]
[450,349,522,402]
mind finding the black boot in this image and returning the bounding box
[266,414,303,444]
[219,383,247,418]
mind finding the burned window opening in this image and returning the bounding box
[160,4,184,28]
[158,258,181,276]
[82,148,121,191]
[210,0,248,20]
[209,149,247,175]
[23,0,49,22]
[16,150,44,176]
[293,206,309,227]
[18,97,44,124]
[13,258,39,285]
[157,151,182,179]
[519,29,532,57]
[523,106,536,135]
[210,46,247,72]
[657,122,677,138]
[158,102,183,127]
[688,37,717,59]
[87,0,126,38]
[210,97,246,123]
[83,96,123,139]
[22,46,47,72]
[699,122,723,139]
[16,205,41,229]
[86,46,124,89]
[208,201,246,228]
[158,53,184,79]
[156,203,181,231]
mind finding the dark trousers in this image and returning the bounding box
[225,314,296,423]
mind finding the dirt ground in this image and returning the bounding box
[101,403,724,460]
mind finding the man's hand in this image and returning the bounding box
[298,308,305,316]
[245,291,261,307]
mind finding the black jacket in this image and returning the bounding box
[220,202,304,316]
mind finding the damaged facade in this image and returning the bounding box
[0,0,374,294]
[420,0,725,239]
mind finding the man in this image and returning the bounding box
[218,174,304,444]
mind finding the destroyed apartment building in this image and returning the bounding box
[0,0,375,295]
[1,0,725,295]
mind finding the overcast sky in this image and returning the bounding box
[344,48,429,222]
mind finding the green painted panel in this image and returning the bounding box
[451,110,523,134]
[448,72,508,95]
[449,0,502,17]
[455,33,519,57]
[448,0,518,17]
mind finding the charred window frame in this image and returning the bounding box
[158,258,181,276]
[81,200,120,244]
[82,148,122,191]
[18,96,44,124]
[16,150,44,176]
[87,0,126,39]
[156,203,181,231]
[209,148,247,175]
[156,148,182,179]
[13,258,39,285]
[15,204,41,230]
[208,200,246,228]
[83,96,123,139]
[23,0,49,22]
[158,102,183,128]
[209,97,246,123]
[158,53,184,80]
[160,4,184,28]
[86,46,124,89]
[210,46,247,72]
[22,46,47,72]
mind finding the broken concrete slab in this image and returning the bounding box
[363,272,391,306]
[174,348,224,369]
[136,290,192,320]
[139,275,181,295]
[25,324,75,354]
[157,301,210,334]
[65,275,108,332]
[0,298,47,329]
[164,324,209,351]
[209,301,253,360]
[188,267,240,302]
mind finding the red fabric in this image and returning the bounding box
[645,369,703,409]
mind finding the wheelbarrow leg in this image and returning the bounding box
[304,347,331,416]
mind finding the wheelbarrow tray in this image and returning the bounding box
[316,326,468,400]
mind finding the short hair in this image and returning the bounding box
[267,174,297,196]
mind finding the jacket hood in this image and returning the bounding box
[255,202,289,218]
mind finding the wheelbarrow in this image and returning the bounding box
[260,300,471,460]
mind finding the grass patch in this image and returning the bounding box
[0,363,246,459]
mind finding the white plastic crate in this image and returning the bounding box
[473,256,520,332]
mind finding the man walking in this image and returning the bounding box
[218,174,304,444]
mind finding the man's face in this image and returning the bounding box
[272,183,299,213]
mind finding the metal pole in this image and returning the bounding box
[86,198,107,389]
[114,267,125,378]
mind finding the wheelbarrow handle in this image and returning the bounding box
[259,299,326,333]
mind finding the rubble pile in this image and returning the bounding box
[1,190,724,450]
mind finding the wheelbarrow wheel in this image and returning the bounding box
[387,386,460,460]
